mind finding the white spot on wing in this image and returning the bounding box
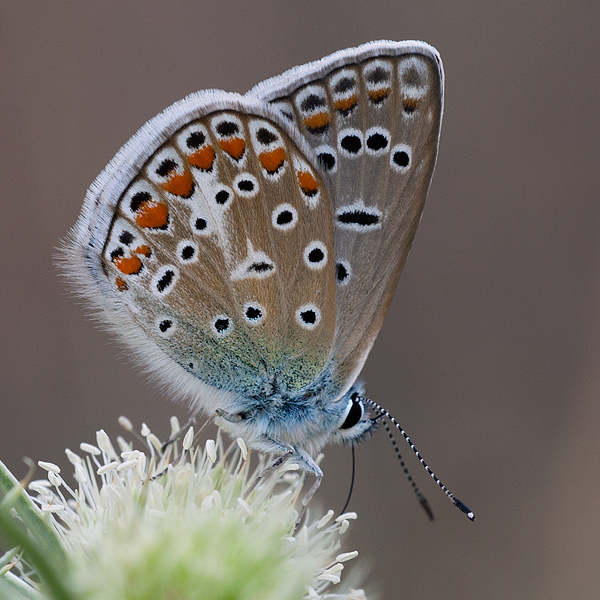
[329,69,359,113]
[362,59,393,99]
[234,173,259,198]
[211,113,244,138]
[272,203,298,231]
[212,314,233,338]
[175,122,214,170]
[390,143,412,173]
[156,316,177,337]
[303,240,328,270]
[270,100,296,123]
[314,144,337,174]
[398,56,430,99]
[249,119,281,147]
[249,120,287,180]
[152,265,180,296]
[190,212,214,235]
[295,85,329,119]
[295,304,322,330]
[211,113,247,165]
[336,200,382,232]
[338,128,364,158]
[177,240,198,263]
[231,239,276,281]
[336,259,352,285]
[243,301,266,325]
[364,126,390,156]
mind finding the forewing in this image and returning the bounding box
[249,41,444,395]
[67,94,336,403]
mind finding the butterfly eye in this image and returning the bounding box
[339,393,364,430]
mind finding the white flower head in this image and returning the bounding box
[3,418,368,600]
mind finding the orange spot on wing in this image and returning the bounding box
[402,97,419,112]
[134,244,152,257]
[303,112,331,132]
[368,88,390,102]
[160,171,194,197]
[219,137,246,160]
[297,170,319,195]
[334,95,358,113]
[115,277,128,291]
[188,145,215,170]
[134,200,169,229]
[259,147,286,174]
[113,255,143,275]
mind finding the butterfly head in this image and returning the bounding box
[330,389,380,446]
[212,379,378,455]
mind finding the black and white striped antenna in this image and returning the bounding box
[381,418,435,520]
[364,397,475,521]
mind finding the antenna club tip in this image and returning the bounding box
[454,498,476,522]
[419,498,435,521]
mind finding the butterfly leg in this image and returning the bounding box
[243,441,295,499]
[161,409,200,451]
[292,448,323,530]
[160,408,216,451]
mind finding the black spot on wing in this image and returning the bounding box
[248,262,274,274]
[300,94,327,112]
[216,121,238,136]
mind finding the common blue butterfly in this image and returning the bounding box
[64,40,474,521]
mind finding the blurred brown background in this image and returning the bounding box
[1,1,599,598]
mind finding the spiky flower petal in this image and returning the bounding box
[1,418,367,600]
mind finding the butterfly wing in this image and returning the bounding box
[65,93,337,412]
[249,40,444,396]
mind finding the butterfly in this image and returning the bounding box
[64,40,474,521]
